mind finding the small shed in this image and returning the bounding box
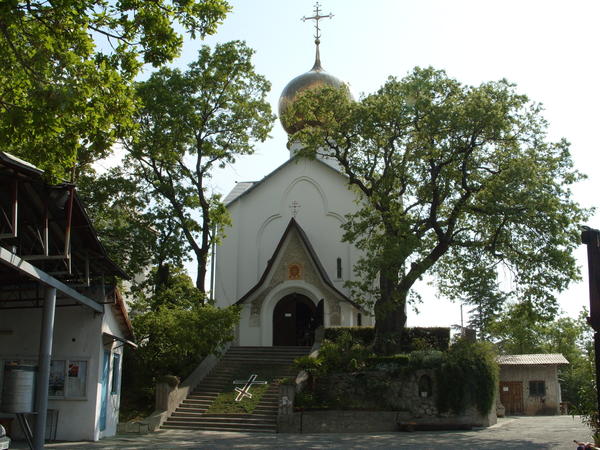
[497,354,569,416]
[0,152,134,444]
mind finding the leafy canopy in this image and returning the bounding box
[288,67,588,352]
[125,40,275,290]
[0,0,230,179]
[121,265,239,417]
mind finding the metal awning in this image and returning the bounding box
[103,332,137,348]
[0,246,102,312]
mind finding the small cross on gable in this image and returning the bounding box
[290,200,301,217]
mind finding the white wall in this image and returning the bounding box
[215,158,362,308]
[97,304,126,440]
[0,302,127,441]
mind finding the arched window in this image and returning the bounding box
[418,374,433,398]
[336,257,342,279]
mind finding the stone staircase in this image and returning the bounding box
[161,346,310,433]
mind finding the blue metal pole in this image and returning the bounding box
[33,286,56,449]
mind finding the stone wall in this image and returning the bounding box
[279,369,497,433]
[311,370,443,417]
[279,409,495,433]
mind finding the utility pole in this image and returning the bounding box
[582,225,600,420]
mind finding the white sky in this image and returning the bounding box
[134,0,600,327]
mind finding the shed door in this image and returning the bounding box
[500,381,524,415]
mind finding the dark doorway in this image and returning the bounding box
[273,294,317,346]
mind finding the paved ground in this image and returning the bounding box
[10,416,594,449]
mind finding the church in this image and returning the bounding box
[214,11,373,347]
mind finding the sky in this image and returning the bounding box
[139,0,600,327]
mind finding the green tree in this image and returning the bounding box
[122,265,239,417]
[125,41,275,291]
[0,0,230,180]
[77,168,190,279]
[487,302,547,354]
[489,305,595,410]
[288,67,588,353]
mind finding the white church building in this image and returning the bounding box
[214,29,374,347]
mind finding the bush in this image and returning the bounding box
[436,339,498,415]
[121,268,240,420]
[324,326,375,345]
[319,330,372,373]
[323,326,450,351]
[402,328,451,351]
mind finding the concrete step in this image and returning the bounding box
[203,412,275,418]
[174,407,207,414]
[169,414,277,423]
[164,417,277,427]
[186,394,220,401]
[227,346,310,351]
[161,345,309,433]
[181,401,213,408]
[161,423,276,433]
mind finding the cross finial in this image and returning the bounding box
[302,2,334,43]
[302,2,333,71]
[290,200,301,218]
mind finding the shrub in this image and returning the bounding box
[323,326,450,351]
[318,330,372,373]
[402,328,451,351]
[324,326,375,345]
[436,339,498,415]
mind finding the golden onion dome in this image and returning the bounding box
[278,45,350,135]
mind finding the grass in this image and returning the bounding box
[208,384,269,414]
[205,364,286,415]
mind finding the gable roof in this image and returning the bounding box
[235,217,364,312]
[497,354,569,366]
[224,156,347,207]
[223,181,256,204]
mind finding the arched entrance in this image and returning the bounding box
[272,293,317,346]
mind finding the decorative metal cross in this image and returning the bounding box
[290,200,301,217]
[232,374,268,402]
[302,2,334,42]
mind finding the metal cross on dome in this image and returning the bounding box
[302,2,334,42]
[232,374,268,402]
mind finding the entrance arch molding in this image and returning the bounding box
[260,280,325,346]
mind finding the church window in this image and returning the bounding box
[357,312,362,326]
[336,257,342,279]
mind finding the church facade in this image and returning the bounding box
[214,10,375,346]
[214,155,373,347]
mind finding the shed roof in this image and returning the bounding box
[497,354,569,366]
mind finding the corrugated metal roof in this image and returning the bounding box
[223,181,256,204]
[0,151,44,174]
[497,354,569,365]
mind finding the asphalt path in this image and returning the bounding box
[10,415,594,449]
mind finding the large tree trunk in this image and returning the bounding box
[196,253,207,293]
[373,273,408,354]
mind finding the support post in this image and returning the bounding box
[33,286,56,450]
[582,226,600,421]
